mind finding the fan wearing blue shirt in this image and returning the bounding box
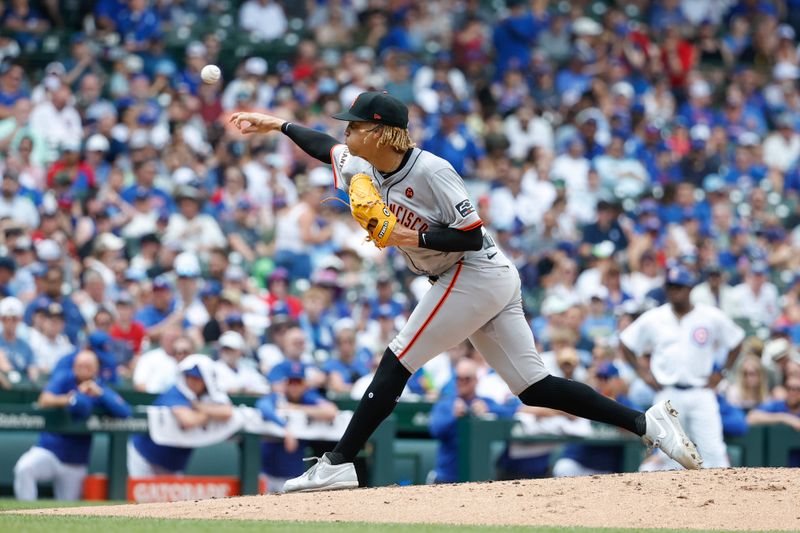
[429,358,514,483]
[746,376,800,466]
[13,351,131,500]
[323,321,370,395]
[257,363,338,492]
[128,358,233,477]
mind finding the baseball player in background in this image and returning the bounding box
[14,350,131,500]
[620,266,745,469]
[230,92,702,492]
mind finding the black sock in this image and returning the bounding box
[518,375,646,436]
[330,348,411,463]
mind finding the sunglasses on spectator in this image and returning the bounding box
[456,375,475,382]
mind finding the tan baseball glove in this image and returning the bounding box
[349,173,397,248]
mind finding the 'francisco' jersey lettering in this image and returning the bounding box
[331,145,509,276]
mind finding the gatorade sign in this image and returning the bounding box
[128,477,244,503]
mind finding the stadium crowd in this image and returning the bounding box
[1,0,800,487]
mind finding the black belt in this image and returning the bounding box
[428,275,439,284]
[672,384,700,390]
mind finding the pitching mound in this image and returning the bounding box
[14,468,800,530]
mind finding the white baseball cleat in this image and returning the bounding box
[642,400,703,470]
[282,453,359,493]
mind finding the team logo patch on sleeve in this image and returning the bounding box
[455,199,475,217]
[405,187,414,198]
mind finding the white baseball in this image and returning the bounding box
[200,64,221,84]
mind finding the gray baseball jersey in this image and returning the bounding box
[331,144,548,393]
[331,145,511,276]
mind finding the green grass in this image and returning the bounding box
[0,499,783,533]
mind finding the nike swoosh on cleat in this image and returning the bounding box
[488,252,497,260]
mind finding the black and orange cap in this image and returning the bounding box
[332,91,408,128]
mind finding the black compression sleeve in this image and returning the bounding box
[418,226,483,252]
[280,122,339,163]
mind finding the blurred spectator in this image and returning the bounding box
[724,354,770,411]
[27,302,73,376]
[728,262,780,326]
[13,350,130,500]
[213,330,268,395]
[256,363,338,492]
[128,355,232,477]
[238,0,287,41]
[0,295,36,385]
[0,169,38,228]
[131,330,189,394]
[324,318,370,395]
[746,376,800,465]
[429,358,513,483]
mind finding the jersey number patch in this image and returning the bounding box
[455,199,475,217]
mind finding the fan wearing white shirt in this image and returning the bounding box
[727,262,780,326]
[214,331,268,396]
[132,331,192,394]
[620,266,744,469]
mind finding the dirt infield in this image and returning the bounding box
[15,468,800,530]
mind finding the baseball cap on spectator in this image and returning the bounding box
[285,362,306,381]
[778,24,796,40]
[183,365,203,379]
[614,299,641,317]
[267,267,290,285]
[244,57,267,76]
[0,296,24,317]
[705,263,723,276]
[308,167,333,188]
[88,330,113,353]
[186,41,207,58]
[333,317,357,336]
[200,280,223,298]
[94,233,125,254]
[572,17,603,36]
[60,138,81,153]
[219,330,246,351]
[175,185,202,202]
[45,302,64,318]
[172,167,197,186]
[271,301,290,317]
[665,266,696,287]
[124,267,146,282]
[36,239,61,262]
[225,313,244,327]
[153,274,172,291]
[751,261,769,275]
[331,91,409,128]
[702,174,725,193]
[610,81,634,101]
[129,130,150,150]
[0,256,15,273]
[774,62,800,81]
[13,235,32,252]
[541,295,571,315]
[225,265,247,282]
[596,362,620,379]
[124,54,144,73]
[643,218,661,233]
[114,292,134,306]
[175,252,201,278]
[86,134,110,152]
[220,289,241,305]
[586,285,609,302]
[762,338,798,364]
[737,132,760,147]
[689,80,711,100]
